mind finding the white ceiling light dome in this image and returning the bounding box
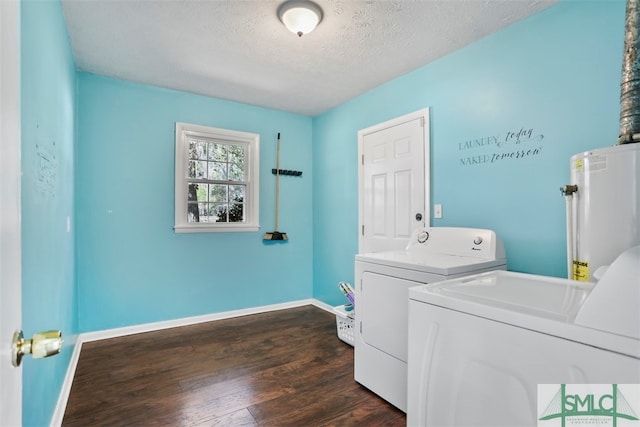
[278,0,323,37]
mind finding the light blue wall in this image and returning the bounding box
[20,0,77,425]
[17,0,627,423]
[313,1,626,306]
[76,74,314,332]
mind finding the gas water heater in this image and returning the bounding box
[562,143,640,282]
[561,0,640,282]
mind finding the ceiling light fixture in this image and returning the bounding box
[278,0,323,37]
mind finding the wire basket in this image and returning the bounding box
[333,305,355,346]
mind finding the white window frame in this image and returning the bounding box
[174,122,260,233]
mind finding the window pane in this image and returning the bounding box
[229,144,243,156]
[228,202,244,222]
[195,184,208,201]
[208,143,227,161]
[209,184,227,202]
[188,202,214,223]
[188,160,207,179]
[228,163,244,181]
[187,183,208,202]
[214,204,228,223]
[228,145,244,161]
[199,203,211,223]
[208,161,227,180]
[187,202,199,223]
[188,140,207,160]
[209,204,221,223]
[188,183,199,202]
[229,185,245,202]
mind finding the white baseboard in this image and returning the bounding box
[50,298,333,426]
[50,336,82,427]
[310,298,334,313]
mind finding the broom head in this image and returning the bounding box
[263,230,288,241]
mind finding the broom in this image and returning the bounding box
[263,133,288,241]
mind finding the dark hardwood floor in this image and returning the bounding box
[62,305,406,426]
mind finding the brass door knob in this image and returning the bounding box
[11,330,63,367]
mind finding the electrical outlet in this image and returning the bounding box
[434,204,442,219]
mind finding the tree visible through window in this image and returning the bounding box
[186,139,246,223]
[175,123,259,233]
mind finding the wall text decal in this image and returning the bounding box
[458,127,544,166]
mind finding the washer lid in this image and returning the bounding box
[409,270,639,358]
[355,251,506,275]
[410,270,593,322]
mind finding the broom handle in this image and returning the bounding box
[275,133,281,230]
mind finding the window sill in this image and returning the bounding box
[174,223,260,234]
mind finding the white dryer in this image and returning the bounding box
[354,227,506,412]
[407,245,640,427]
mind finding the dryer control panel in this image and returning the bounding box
[406,227,505,261]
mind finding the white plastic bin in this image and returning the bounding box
[333,305,355,346]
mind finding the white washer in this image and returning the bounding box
[354,227,506,412]
[407,245,640,427]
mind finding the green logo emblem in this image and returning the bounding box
[539,384,639,427]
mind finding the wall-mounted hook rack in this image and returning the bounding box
[272,168,302,177]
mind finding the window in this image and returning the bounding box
[174,122,260,233]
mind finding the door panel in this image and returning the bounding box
[371,173,386,235]
[359,109,430,254]
[0,1,23,425]
[395,170,412,237]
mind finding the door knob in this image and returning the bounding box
[11,330,63,367]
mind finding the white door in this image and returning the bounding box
[358,109,430,254]
[0,1,23,425]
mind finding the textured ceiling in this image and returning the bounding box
[62,0,557,116]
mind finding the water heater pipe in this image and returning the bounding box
[561,185,578,279]
[619,0,640,145]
